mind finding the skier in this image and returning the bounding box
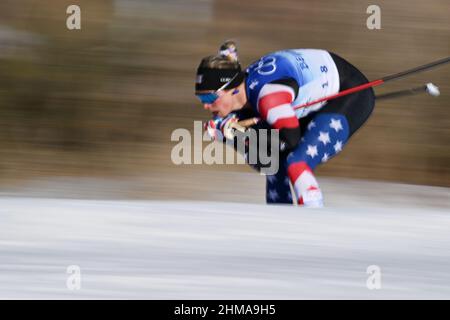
[195,41,375,207]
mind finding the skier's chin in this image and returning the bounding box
[217,110,232,118]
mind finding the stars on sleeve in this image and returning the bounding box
[321,153,330,163]
[318,131,331,145]
[307,120,316,131]
[329,118,343,132]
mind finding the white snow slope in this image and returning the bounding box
[0,178,449,299]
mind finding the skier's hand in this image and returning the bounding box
[204,113,240,141]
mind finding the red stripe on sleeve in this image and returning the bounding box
[258,91,293,120]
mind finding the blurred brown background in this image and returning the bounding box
[0,0,448,197]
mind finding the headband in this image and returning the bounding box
[195,66,244,91]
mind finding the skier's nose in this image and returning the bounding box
[203,103,212,110]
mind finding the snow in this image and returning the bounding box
[0,178,449,299]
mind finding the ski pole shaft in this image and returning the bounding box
[382,56,450,82]
[235,82,441,128]
[292,56,450,111]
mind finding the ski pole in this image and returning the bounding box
[235,82,441,129]
[292,56,449,111]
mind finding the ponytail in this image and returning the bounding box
[218,40,239,63]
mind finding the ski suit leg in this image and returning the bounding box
[286,113,350,204]
[265,154,294,204]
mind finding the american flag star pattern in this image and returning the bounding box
[287,113,350,171]
[265,113,349,205]
[265,159,294,204]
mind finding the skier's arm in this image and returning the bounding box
[257,78,301,151]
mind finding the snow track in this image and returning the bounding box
[0,179,449,299]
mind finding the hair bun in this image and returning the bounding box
[218,40,239,62]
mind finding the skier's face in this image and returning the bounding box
[199,89,235,118]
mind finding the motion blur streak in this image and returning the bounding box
[0,0,448,188]
[0,0,449,300]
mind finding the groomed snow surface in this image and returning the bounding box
[0,177,449,299]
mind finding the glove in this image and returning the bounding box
[204,113,240,141]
